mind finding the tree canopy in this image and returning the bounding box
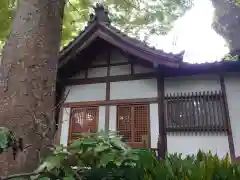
[0,0,192,48]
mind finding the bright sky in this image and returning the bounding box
[148,0,229,63]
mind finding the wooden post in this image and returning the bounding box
[157,68,167,159]
[220,75,235,161]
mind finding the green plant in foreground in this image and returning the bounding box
[2,130,240,180]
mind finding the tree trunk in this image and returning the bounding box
[211,0,240,54]
[0,0,65,175]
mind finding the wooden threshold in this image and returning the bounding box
[62,97,158,107]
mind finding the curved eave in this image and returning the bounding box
[58,22,181,69]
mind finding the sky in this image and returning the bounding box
[148,0,229,63]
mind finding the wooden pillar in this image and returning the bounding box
[157,70,167,159]
[220,75,235,161]
[105,49,111,131]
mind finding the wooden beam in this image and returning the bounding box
[62,97,158,107]
[65,72,156,85]
[220,75,236,161]
[157,72,167,159]
[89,62,130,68]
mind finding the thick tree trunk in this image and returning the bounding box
[0,0,65,175]
[211,0,240,54]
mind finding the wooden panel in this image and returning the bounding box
[68,106,99,143]
[117,104,149,148]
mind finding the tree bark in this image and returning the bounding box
[211,0,240,54]
[0,0,65,175]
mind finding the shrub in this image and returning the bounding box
[1,130,240,180]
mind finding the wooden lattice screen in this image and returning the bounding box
[68,106,99,143]
[117,104,149,148]
[165,91,228,133]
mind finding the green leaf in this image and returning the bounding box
[63,176,75,180]
[0,127,12,152]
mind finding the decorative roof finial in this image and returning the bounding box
[89,3,110,24]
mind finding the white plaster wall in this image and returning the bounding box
[64,83,106,102]
[224,74,240,157]
[110,79,157,99]
[60,108,71,146]
[88,67,108,78]
[134,64,154,74]
[165,75,221,94]
[110,64,131,76]
[98,106,106,131]
[165,74,229,157]
[150,103,159,148]
[167,134,229,158]
[109,106,117,132]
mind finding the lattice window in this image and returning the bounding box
[165,91,228,133]
[117,104,149,148]
[69,106,98,143]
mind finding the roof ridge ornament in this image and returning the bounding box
[88,3,111,25]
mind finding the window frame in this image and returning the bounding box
[68,106,99,144]
[165,92,228,133]
[116,103,150,148]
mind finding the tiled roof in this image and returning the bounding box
[59,3,184,66]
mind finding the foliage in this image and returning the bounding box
[0,0,192,47]
[2,131,240,180]
[0,127,23,159]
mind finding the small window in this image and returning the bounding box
[68,106,99,143]
[165,91,228,132]
[117,104,149,148]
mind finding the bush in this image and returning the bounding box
[1,131,240,179]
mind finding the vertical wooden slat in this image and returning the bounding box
[190,92,195,132]
[185,92,190,131]
[196,93,200,132]
[205,91,210,132]
[219,92,227,131]
[131,63,134,75]
[201,91,207,132]
[171,93,175,129]
[175,93,182,128]
[220,75,235,161]
[215,91,222,131]
[208,91,213,132]
[169,94,173,129]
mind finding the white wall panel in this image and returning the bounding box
[110,79,157,99]
[224,74,240,157]
[88,67,108,78]
[110,64,131,76]
[165,75,221,94]
[167,134,229,158]
[65,83,106,102]
[60,108,71,146]
[109,106,117,132]
[150,103,159,148]
[98,106,106,131]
